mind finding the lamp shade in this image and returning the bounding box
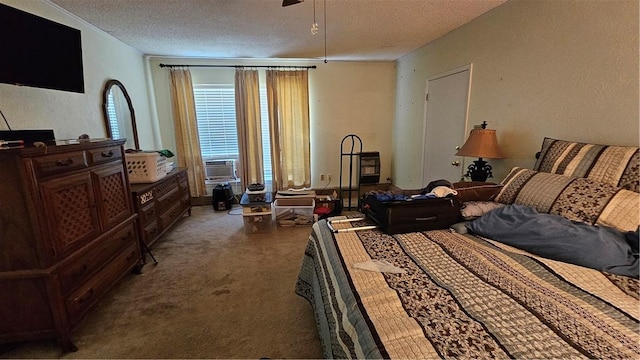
[455,128,505,159]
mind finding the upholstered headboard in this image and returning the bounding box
[533,137,639,192]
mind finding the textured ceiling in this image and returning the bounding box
[49,0,508,61]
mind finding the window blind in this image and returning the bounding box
[193,83,272,184]
[259,86,272,182]
[193,85,239,160]
[106,92,120,138]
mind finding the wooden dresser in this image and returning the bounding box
[130,168,191,251]
[0,140,141,351]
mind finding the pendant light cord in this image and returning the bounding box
[323,0,327,63]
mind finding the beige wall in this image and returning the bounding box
[393,0,639,190]
[148,58,396,189]
[0,0,154,147]
[7,0,636,193]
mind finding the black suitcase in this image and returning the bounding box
[212,183,234,211]
[362,194,461,234]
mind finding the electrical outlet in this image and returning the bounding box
[320,174,325,181]
[327,174,332,181]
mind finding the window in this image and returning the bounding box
[193,84,272,184]
[259,86,272,182]
[194,85,238,160]
[105,92,120,139]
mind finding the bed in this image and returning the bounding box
[295,138,639,359]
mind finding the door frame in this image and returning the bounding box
[421,63,473,187]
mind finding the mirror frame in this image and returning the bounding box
[102,79,139,149]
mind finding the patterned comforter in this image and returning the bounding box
[295,218,640,359]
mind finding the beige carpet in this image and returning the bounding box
[1,205,323,359]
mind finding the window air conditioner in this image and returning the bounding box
[204,159,237,180]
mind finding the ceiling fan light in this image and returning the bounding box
[282,0,303,7]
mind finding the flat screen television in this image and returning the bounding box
[0,130,56,146]
[0,4,84,93]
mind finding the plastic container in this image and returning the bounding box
[242,211,273,234]
[273,198,315,226]
[125,152,167,183]
[242,204,271,214]
[245,188,268,202]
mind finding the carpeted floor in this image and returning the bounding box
[1,205,323,359]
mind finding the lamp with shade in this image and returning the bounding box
[455,121,506,182]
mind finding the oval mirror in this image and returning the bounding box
[102,79,139,150]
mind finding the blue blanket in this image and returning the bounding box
[466,204,639,278]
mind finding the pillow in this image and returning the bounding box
[453,182,504,203]
[460,201,505,220]
[449,221,470,234]
[496,167,639,232]
[467,204,638,278]
[533,137,639,192]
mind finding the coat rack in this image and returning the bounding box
[339,134,363,211]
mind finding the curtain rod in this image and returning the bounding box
[159,64,317,69]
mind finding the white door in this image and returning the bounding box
[422,65,472,186]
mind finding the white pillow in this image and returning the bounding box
[460,201,505,220]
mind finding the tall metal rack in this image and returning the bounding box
[339,134,363,211]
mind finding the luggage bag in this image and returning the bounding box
[362,194,461,234]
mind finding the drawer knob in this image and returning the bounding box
[56,158,74,166]
[75,288,95,304]
[126,250,137,261]
[101,151,114,158]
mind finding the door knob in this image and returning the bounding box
[451,161,460,166]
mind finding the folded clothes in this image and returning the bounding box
[374,193,410,201]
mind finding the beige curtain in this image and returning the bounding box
[169,67,207,197]
[266,69,311,191]
[235,69,264,188]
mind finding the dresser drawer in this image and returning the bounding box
[154,177,178,198]
[58,223,137,295]
[87,146,123,165]
[31,151,88,178]
[139,202,157,227]
[179,178,189,200]
[159,203,183,230]
[142,220,160,246]
[157,187,180,214]
[65,241,140,325]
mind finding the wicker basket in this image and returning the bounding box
[125,152,168,183]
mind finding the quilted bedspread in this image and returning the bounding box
[295,218,640,359]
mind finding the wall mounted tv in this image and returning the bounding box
[0,4,84,93]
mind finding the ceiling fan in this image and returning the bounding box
[282,0,303,6]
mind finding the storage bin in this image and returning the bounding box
[242,204,271,214]
[245,188,268,202]
[125,152,167,183]
[242,211,273,234]
[274,198,315,226]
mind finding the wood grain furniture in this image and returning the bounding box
[130,168,191,252]
[0,139,141,352]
